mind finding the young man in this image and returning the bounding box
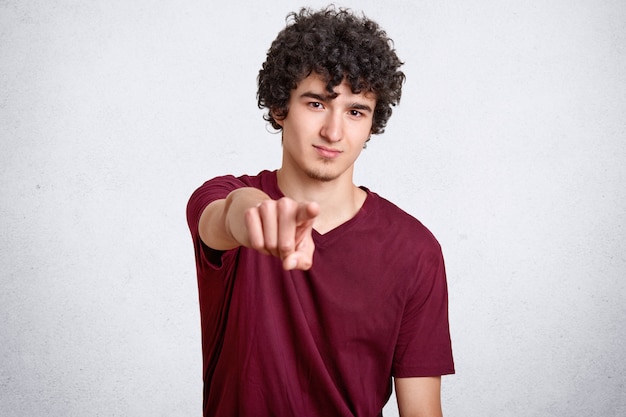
[187,7,454,416]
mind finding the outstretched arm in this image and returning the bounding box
[395,376,443,417]
[198,187,319,270]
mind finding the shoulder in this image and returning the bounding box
[201,169,274,189]
[189,170,277,201]
[356,191,447,306]
[187,170,280,230]
[364,190,441,253]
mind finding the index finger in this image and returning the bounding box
[296,201,320,224]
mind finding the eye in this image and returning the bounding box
[349,109,364,118]
[308,101,324,109]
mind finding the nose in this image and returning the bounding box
[320,112,343,142]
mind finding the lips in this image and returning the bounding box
[313,145,342,159]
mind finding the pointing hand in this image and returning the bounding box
[244,198,320,270]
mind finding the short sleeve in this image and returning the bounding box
[392,244,455,377]
[186,175,247,269]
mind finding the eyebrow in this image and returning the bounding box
[300,92,336,102]
[349,102,374,112]
[299,92,373,113]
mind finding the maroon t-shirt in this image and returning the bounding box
[187,170,454,417]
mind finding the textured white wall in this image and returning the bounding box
[1,1,625,416]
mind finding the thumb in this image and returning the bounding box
[282,239,315,270]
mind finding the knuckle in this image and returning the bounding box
[244,207,257,222]
[261,199,280,214]
[301,259,313,270]
[265,239,278,252]
[277,197,296,212]
[248,236,264,250]
[256,200,270,213]
[279,241,294,253]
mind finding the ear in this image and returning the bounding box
[271,108,284,127]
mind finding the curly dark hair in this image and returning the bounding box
[257,6,405,135]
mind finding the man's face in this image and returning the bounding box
[276,73,375,183]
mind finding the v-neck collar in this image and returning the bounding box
[263,170,372,247]
[310,190,371,247]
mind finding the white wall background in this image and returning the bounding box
[1,0,624,416]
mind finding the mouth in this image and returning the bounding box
[313,145,342,159]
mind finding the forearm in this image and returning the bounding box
[198,187,271,250]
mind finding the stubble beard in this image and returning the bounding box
[304,159,339,183]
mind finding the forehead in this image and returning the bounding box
[294,73,377,102]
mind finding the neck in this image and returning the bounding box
[276,168,366,234]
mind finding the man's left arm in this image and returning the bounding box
[395,376,443,417]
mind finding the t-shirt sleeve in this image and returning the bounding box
[392,242,455,377]
[186,175,247,269]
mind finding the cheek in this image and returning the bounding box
[289,116,318,136]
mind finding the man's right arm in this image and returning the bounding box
[198,187,270,251]
[198,187,319,270]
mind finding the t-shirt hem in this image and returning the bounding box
[392,367,456,378]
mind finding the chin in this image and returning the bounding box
[304,169,339,183]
